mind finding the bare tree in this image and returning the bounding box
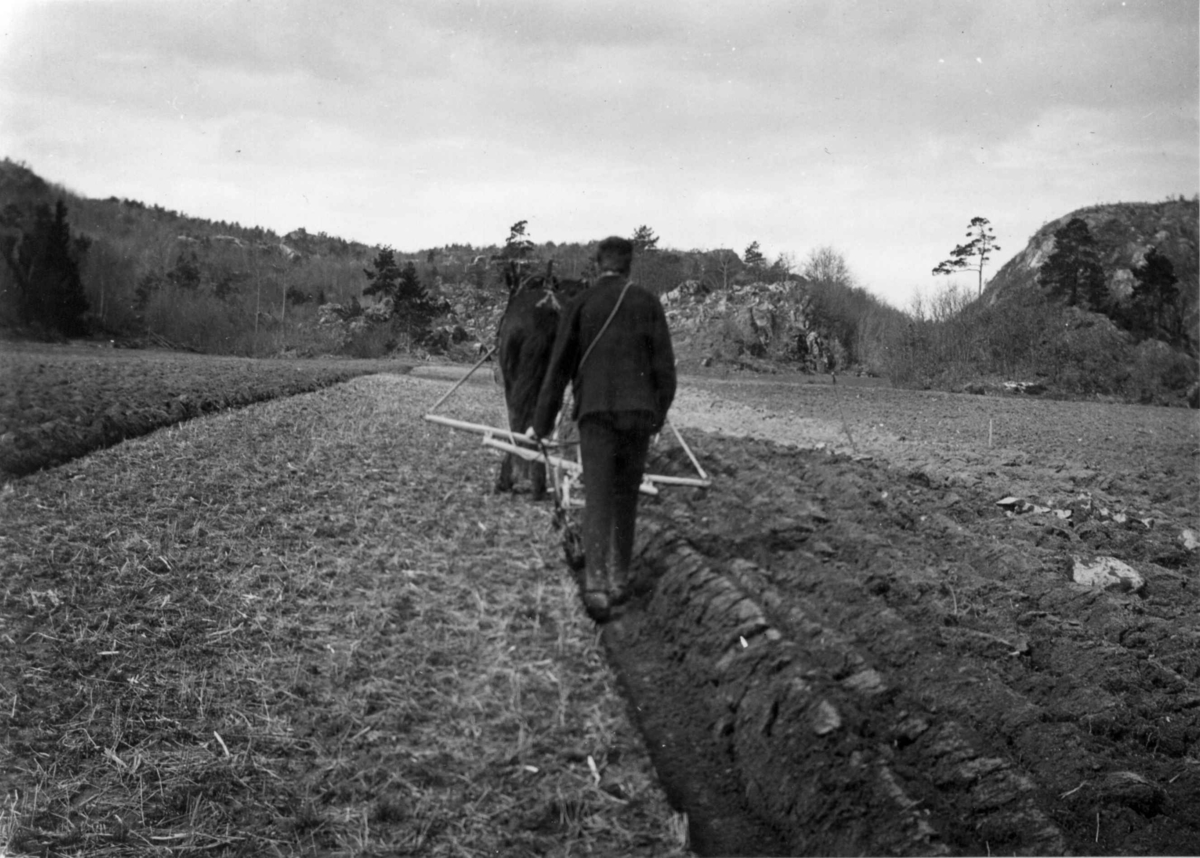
[802,246,855,287]
[711,248,741,290]
[770,252,797,281]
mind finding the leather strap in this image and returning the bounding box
[578,278,634,372]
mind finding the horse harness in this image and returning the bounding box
[578,276,634,372]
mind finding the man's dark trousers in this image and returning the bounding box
[578,410,656,597]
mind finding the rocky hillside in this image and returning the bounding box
[890,198,1199,406]
[661,279,842,373]
[409,276,869,374]
[984,198,1198,334]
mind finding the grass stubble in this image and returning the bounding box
[0,374,690,856]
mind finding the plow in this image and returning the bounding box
[422,349,711,511]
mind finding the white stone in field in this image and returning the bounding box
[1070,555,1145,594]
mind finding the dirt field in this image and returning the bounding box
[0,342,401,478]
[429,364,1200,855]
[2,344,1198,855]
[1,353,691,856]
[617,418,1199,854]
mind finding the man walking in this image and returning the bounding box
[532,236,676,621]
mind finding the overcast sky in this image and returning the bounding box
[1,0,1196,308]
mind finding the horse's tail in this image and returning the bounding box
[497,329,520,396]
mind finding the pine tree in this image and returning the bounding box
[395,260,428,306]
[631,225,660,253]
[744,241,766,272]
[0,199,90,335]
[364,248,437,345]
[363,246,403,301]
[1128,246,1180,341]
[932,216,1001,297]
[500,220,535,262]
[1037,218,1108,311]
[394,260,438,345]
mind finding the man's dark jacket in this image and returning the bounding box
[532,275,676,438]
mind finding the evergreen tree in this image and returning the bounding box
[744,241,766,272]
[363,246,403,301]
[393,260,439,344]
[395,260,427,306]
[631,225,660,253]
[1037,218,1108,311]
[932,216,1001,297]
[364,247,437,345]
[0,199,90,335]
[1128,246,1180,341]
[500,220,535,262]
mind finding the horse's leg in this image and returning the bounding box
[529,459,547,501]
[495,451,515,494]
[495,359,521,493]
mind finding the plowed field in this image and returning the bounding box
[1,344,1197,855]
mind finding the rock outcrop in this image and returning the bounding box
[661,279,846,373]
[984,199,1198,327]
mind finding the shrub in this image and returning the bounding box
[1126,339,1198,404]
[1043,308,1130,395]
[341,321,396,359]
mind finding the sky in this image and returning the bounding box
[1,0,1196,309]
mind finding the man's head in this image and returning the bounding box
[595,236,633,276]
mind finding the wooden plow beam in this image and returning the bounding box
[423,413,570,449]
[421,357,713,505]
[473,435,714,497]
[424,414,662,498]
[423,411,711,496]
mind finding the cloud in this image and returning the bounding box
[0,0,1195,310]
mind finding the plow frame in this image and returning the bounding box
[421,353,711,508]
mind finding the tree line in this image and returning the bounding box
[1,154,1192,403]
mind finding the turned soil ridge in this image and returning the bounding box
[603,433,1199,855]
[611,516,1062,855]
[3,345,1197,856]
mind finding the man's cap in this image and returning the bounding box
[596,236,634,258]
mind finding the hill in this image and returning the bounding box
[3,159,1193,404]
[0,159,887,374]
[896,198,1198,406]
[985,198,1198,351]
[0,158,381,348]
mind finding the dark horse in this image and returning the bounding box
[494,262,587,500]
